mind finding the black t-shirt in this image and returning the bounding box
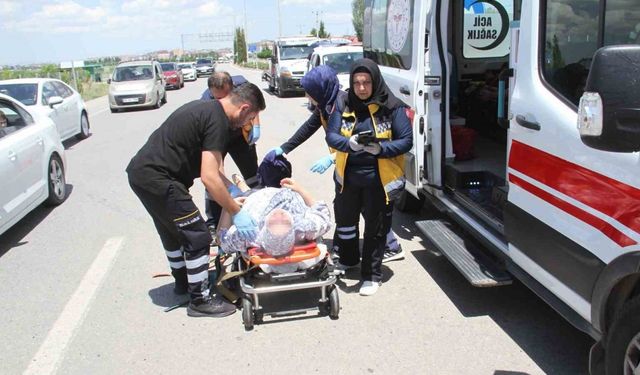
[127,100,230,193]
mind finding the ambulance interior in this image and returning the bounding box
[443,1,521,234]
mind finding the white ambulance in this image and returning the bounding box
[363,0,640,373]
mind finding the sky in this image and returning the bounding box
[0,0,356,65]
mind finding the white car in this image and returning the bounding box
[178,62,197,81]
[308,46,364,90]
[0,93,67,236]
[108,60,167,112]
[0,78,90,142]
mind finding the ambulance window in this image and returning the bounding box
[363,0,413,70]
[603,1,640,45]
[462,0,514,59]
[542,0,599,106]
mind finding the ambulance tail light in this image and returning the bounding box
[577,92,603,137]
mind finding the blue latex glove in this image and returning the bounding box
[269,146,284,156]
[227,184,243,198]
[247,125,260,145]
[232,209,257,241]
[310,154,335,174]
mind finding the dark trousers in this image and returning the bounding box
[129,179,211,303]
[333,179,392,282]
[205,135,258,228]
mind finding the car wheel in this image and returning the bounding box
[154,92,161,109]
[605,296,640,375]
[161,91,167,104]
[44,155,66,206]
[76,112,90,140]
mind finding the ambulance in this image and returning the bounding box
[363,0,640,373]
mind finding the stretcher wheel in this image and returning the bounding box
[329,285,339,320]
[242,297,254,331]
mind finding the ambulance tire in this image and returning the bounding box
[242,297,254,331]
[395,190,424,213]
[605,295,640,375]
[328,285,339,320]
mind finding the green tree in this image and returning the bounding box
[318,21,330,38]
[309,27,317,37]
[234,27,247,63]
[257,48,272,59]
[352,0,364,41]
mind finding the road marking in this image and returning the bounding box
[23,237,124,375]
[88,108,110,117]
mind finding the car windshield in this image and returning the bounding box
[0,83,39,106]
[196,59,211,66]
[160,63,176,72]
[280,45,314,60]
[323,51,364,74]
[113,65,154,82]
[178,63,193,69]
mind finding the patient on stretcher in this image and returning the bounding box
[217,178,332,262]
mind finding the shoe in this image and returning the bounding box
[187,295,237,317]
[359,281,381,296]
[382,246,405,263]
[332,262,359,275]
[208,225,219,247]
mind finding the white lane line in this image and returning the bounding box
[23,237,124,375]
[88,108,110,117]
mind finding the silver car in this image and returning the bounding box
[108,61,167,112]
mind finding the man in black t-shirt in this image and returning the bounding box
[127,83,266,318]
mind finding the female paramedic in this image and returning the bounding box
[270,65,406,263]
[326,58,412,296]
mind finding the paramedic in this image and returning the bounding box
[201,72,261,244]
[217,178,332,256]
[270,65,405,262]
[326,58,413,296]
[127,83,266,318]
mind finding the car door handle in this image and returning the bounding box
[8,151,17,162]
[399,85,411,95]
[515,115,541,131]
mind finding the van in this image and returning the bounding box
[108,60,166,112]
[364,0,640,373]
[262,36,319,97]
[307,45,363,90]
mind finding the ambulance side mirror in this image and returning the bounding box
[577,45,640,153]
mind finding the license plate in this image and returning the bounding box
[123,98,139,103]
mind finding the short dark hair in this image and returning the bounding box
[207,71,232,90]
[230,83,266,111]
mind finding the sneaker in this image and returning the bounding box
[187,295,237,317]
[332,262,359,275]
[382,246,405,263]
[359,281,381,296]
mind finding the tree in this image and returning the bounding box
[257,48,272,59]
[352,0,364,42]
[309,27,317,37]
[234,27,247,64]
[318,21,330,38]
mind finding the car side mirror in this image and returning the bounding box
[107,78,111,84]
[578,45,640,153]
[48,96,64,108]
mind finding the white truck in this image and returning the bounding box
[364,0,640,373]
[262,36,318,97]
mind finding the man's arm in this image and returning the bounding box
[201,150,241,215]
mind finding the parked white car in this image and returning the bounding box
[308,46,364,90]
[0,78,90,142]
[178,62,197,81]
[0,93,67,236]
[108,60,167,112]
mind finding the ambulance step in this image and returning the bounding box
[416,220,512,287]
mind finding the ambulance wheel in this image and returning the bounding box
[328,285,339,320]
[242,297,254,331]
[605,295,640,375]
[395,190,424,213]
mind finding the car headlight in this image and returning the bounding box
[279,67,292,78]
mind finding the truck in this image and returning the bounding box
[363,0,640,373]
[261,36,319,97]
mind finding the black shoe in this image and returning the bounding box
[187,295,237,317]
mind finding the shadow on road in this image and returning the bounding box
[391,208,593,375]
[0,184,74,258]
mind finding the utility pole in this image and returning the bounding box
[243,0,249,62]
[277,0,282,38]
[311,10,323,38]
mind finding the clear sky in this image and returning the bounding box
[0,0,355,65]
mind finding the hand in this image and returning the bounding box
[227,184,243,198]
[247,126,260,145]
[234,196,247,206]
[280,178,299,192]
[310,154,334,174]
[363,143,382,155]
[269,146,284,156]
[349,135,364,152]
[232,210,257,241]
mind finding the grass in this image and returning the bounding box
[80,82,109,101]
[239,60,270,71]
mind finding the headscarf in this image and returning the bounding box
[258,150,292,187]
[348,58,404,116]
[301,65,340,119]
[255,208,296,257]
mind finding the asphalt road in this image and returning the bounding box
[0,64,593,375]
